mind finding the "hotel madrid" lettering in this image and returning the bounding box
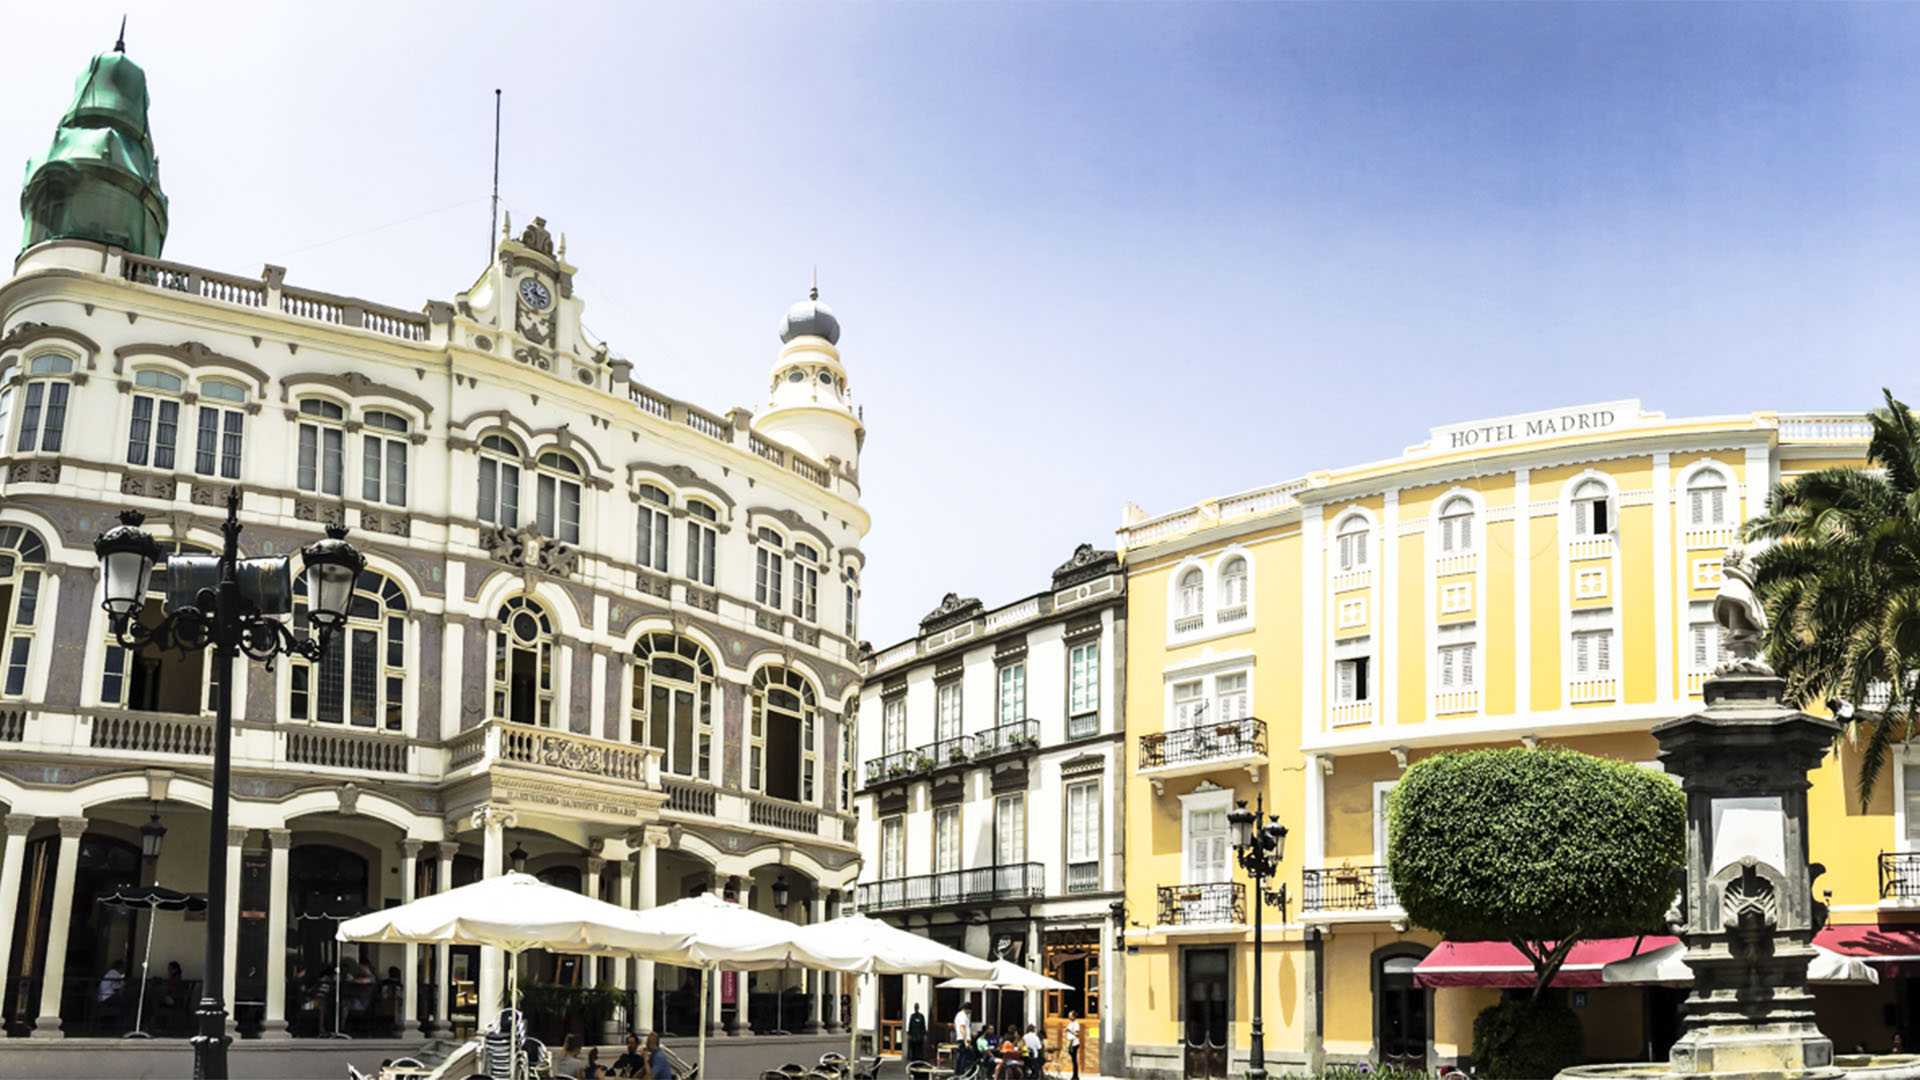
[1413,401,1647,458]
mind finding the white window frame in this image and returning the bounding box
[935,680,962,742]
[934,805,961,874]
[361,409,411,507]
[882,696,907,755]
[477,434,523,527]
[16,354,74,455]
[296,397,347,496]
[995,791,1026,865]
[755,527,785,610]
[1436,496,1476,554]
[1570,477,1615,537]
[636,484,671,572]
[792,542,820,623]
[1066,778,1101,886]
[880,817,905,880]
[194,380,247,481]
[1571,608,1615,675]
[290,569,409,733]
[1336,515,1371,571]
[534,451,584,543]
[1068,639,1100,736]
[126,369,184,470]
[1179,786,1234,887]
[685,501,718,586]
[1334,636,1373,704]
[1686,466,1730,527]
[998,661,1026,725]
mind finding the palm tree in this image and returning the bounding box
[1746,389,1920,808]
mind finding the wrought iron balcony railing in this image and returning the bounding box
[1302,865,1398,913]
[856,862,1045,912]
[861,719,1041,789]
[1155,882,1245,926]
[1880,851,1920,901]
[1139,717,1267,771]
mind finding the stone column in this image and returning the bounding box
[805,896,825,1033]
[223,826,245,1037]
[399,839,422,1035]
[262,829,293,1039]
[433,841,458,1036]
[634,835,660,1033]
[584,855,604,989]
[473,805,516,1025]
[0,815,36,1011]
[32,817,88,1037]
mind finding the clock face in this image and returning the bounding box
[519,277,552,310]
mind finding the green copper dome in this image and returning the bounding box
[20,47,168,257]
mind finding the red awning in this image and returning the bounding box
[1817,924,1920,976]
[1414,936,1680,989]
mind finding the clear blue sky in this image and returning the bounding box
[5,2,1919,646]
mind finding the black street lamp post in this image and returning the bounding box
[1228,794,1289,1080]
[93,490,363,1080]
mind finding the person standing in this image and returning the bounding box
[1022,1023,1043,1078]
[952,1003,972,1075]
[907,1001,927,1064]
[1065,1010,1083,1080]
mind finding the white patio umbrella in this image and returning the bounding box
[625,893,871,1077]
[935,960,1072,992]
[1601,941,1879,986]
[794,915,999,1072]
[338,873,694,1080]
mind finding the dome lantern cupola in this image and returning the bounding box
[754,281,863,473]
[779,286,841,345]
[20,37,169,257]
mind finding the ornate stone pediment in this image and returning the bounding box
[479,522,579,580]
[920,592,983,634]
[1052,543,1119,590]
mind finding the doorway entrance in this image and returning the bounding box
[1375,951,1430,1070]
[1182,947,1230,1079]
[1044,928,1101,1077]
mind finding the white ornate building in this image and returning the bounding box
[853,546,1126,1073]
[0,43,868,1047]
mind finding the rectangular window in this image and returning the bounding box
[882,697,907,755]
[685,518,716,586]
[477,457,521,526]
[845,584,857,636]
[1438,643,1476,688]
[792,563,818,622]
[1573,628,1613,674]
[1173,679,1204,727]
[536,474,581,543]
[1338,530,1369,571]
[201,408,243,480]
[636,502,670,572]
[1575,498,1611,536]
[363,434,409,506]
[1185,803,1231,884]
[996,792,1026,864]
[1066,780,1100,891]
[1068,641,1100,734]
[998,662,1026,724]
[936,682,962,742]
[1215,671,1250,720]
[880,817,905,880]
[18,382,67,454]
[933,805,960,874]
[126,395,180,469]
[756,545,785,609]
[297,422,344,495]
[1689,486,1726,527]
[1336,656,1371,703]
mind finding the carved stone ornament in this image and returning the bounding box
[920,592,984,634]
[479,522,578,580]
[337,782,360,816]
[520,217,555,257]
[1713,544,1774,675]
[1051,543,1120,590]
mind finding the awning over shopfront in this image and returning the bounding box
[1414,936,1679,989]
[1816,924,1920,977]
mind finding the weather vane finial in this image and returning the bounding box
[810,265,818,302]
[115,14,127,52]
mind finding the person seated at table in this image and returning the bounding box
[553,1033,587,1078]
[995,1032,1021,1080]
[582,1047,606,1079]
[645,1031,673,1080]
[608,1033,647,1077]
[975,1025,997,1075]
[1022,1024,1044,1078]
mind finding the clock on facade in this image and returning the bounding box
[519,277,552,310]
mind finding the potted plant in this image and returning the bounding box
[946,746,970,765]
[913,754,934,773]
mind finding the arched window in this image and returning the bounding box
[296,398,346,496]
[535,452,582,543]
[0,526,47,696]
[844,566,859,637]
[195,379,247,480]
[840,700,856,811]
[1218,557,1248,610]
[1571,479,1612,536]
[100,539,219,712]
[477,435,522,526]
[126,369,183,469]
[362,410,410,507]
[1437,497,1474,553]
[1687,468,1728,527]
[631,632,714,780]
[493,596,554,726]
[635,484,670,572]
[1177,568,1204,620]
[291,569,409,730]
[1336,516,1370,571]
[792,542,821,623]
[17,353,74,453]
[751,667,817,803]
[685,501,718,586]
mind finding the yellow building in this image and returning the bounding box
[1116,401,1910,1078]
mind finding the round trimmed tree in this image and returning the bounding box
[1388,746,1685,1076]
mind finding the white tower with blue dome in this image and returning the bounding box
[753,286,864,472]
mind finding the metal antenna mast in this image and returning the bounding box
[489,89,502,260]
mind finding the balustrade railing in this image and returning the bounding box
[90,711,215,756]
[664,779,717,816]
[0,708,23,742]
[748,796,818,834]
[1156,882,1245,926]
[748,433,785,465]
[629,385,672,420]
[684,407,731,442]
[447,726,487,770]
[1138,717,1266,771]
[497,724,654,783]
[790,454,830,487]
[1568,677,1618,704]
[864,720,1039,788]
[122,255,266,307]
[1302,865,1398,913]
[284,726,409,774]
[1779,414,1873,442]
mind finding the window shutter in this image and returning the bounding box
[1337,661,1355,703]
[1692,624,1708,668]
[1598,630,1612,673]
[1439,646,1455,688]
[1463,644,1475,687]
[1711,486,1724,524]
[1574,632,1590,674]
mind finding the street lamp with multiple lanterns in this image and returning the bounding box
[1228,794,1289,1080]
[93,489,363,1080]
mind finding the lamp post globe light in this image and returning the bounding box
[1230,794,1289,1080]
[93,489,362,1080]
[772,873,791,913]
